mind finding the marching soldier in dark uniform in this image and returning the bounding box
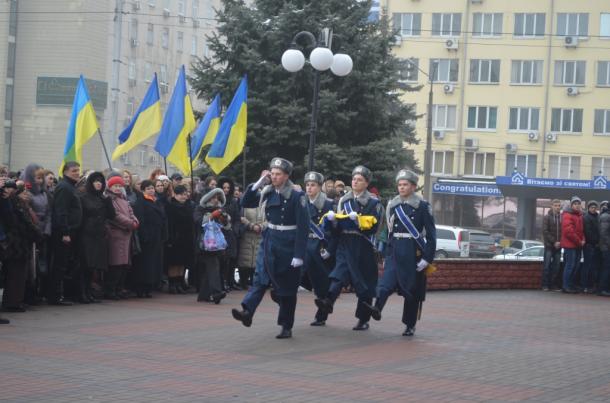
[231,158,309,339]
[302,171,336,326]
[365,170,436,336]
[315,166,383,331]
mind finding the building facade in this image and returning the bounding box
[0,0,219,176]
[383,0,610,239]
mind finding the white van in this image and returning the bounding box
[435,225,470,258]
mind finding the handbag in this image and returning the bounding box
[131,231,142,256]
[200,221,228,252]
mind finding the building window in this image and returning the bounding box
[594,110,610,135]
[509,107,539,131]
[472,13,502,37]
[140,150,147,167]
[430,59,459,83]
[557,13,588,37]
[162,28,169,48]
[191,36,198,56]
[506,154,537,177]
[592,157,610,177]
[192,0,199,18]
[4,84,14,118]
[129,19,138,41]
[432,151,454,175]
[393,13,421,36]
[147,23,154,45]
[551,108,583,133]
[469,59,500,83]
[128,59,136,80]
[467,106,497,130]
[549,155,580,179]
[431,13,461,37]
[127,97,135,117]
[597,61,610,86]
[554,61,586,86]
[178,0,185,15]
[203,42,210,58]
[432,105,457,130]
[514,13,545,37]
[145,62,152,82]
[177,31,184,52]
[510,60,543,84]
[7,42,16,78]
[160,64,168,84]
[465,152,495,177]
[398,58,418,82]
[602,13,610,38]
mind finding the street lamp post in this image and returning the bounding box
[281,29,353,171]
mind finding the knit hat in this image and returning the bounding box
[587,200,599,208]
[174,185,188,195]
[107,176,125,188]
[570,196,582,205]
[158,175,170,181]
[600,200,609,208]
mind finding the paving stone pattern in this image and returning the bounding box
[1,290,610,402]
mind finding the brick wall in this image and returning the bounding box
[427,260,543,290]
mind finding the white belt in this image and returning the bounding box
[342,230,361,235]
[392,232,413,239]
[267,223,297,231]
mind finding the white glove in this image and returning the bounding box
[291,258,303,268]
[326,211,336,222]
[320,249,331,260]
[348,211,358,221]
[416,259,429,272]
[252,175,269,190]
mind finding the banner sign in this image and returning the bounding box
[496,172,610,191]
[37,77,108,109]
[432,182,502,197]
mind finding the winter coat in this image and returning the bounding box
[165,198,195,267]
[133,194,168,285]
[106,189,138,267]
[560,208,584,249]
[21,163,52,236]
[599,210,610,252]
[218,177,241,259]
[542,210,562,249]
[0,196,42,261]
[194,188,230,257]
[52,176,82,237]
[79,172,116,271]
[238,206,264,269]
[583,211,600,246]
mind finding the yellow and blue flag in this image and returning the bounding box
[190,93,221,163]
[205,76,247,174]
[59,75,100,174]
[154,65,197,175]
[112,74,162,160]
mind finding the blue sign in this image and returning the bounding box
[497,174,610,190]
[433,182,502,197]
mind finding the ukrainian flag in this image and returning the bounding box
[190,93,221,163]
[59,75,100,174]
[112,74,162,160]
[205,76,247,174]
[154,65,197,175]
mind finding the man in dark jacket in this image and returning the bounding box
[598,201,610,296]
[582,200,601,293]
[49,161,83,305]
[542,199,562,291]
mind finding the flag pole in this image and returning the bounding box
[187,133,195,200]
[97,129,113,170]
[163,157,168,174]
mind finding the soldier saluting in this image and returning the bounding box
[365,169,436,336]
[231,157,309,339]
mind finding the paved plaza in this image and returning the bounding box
[1,289,610,402]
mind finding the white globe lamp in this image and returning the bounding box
[309,47,334,71]
[330,54,353,77]
[281,49,305,72]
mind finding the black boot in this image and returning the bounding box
[212,292,227,304]
[231,308,253,327]
[276,327,292,339]
[402,326,415,336]
[310,319,326,326]
[363,301,382,321]
[314,297,333,314]
[352,320,369,331]
[0,317,9,324]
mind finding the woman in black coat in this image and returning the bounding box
[133,180,168,297]
[217,177,240,290]
[78,172,116,303]
[165,185,194,294]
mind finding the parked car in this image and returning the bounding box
[468,230,497,258]
[435,225,470,258]
[492,245,544,261]
[501,239,544,254]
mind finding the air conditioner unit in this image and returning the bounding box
[160,82,169,93]
[445,38,459,50]
[528,131,539,142]
[443,83,455,94]
[193,18,200,28]
[566,86,579,96]
[133,1,141,10]
[464,138,479,150]
[392,35,402,47]
[163,8,170,17]
[130,38,139,47]
[433,130,445,140]
[128,78,137,87]
[564,36,579,48]
[179,14,186,23]
[506,143,518,154]
[546,132,558,143]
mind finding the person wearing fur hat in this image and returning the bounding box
[315,165,384,331]
[598,201,610,296]
[194,187,228,304]
[582,200,602,293]
[302,171,336,326]
[561,196,585,293]
[231,157,309,339]
[364,170,436,336]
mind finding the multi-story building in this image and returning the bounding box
[1,0,219,176]
[383,0,610,239]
